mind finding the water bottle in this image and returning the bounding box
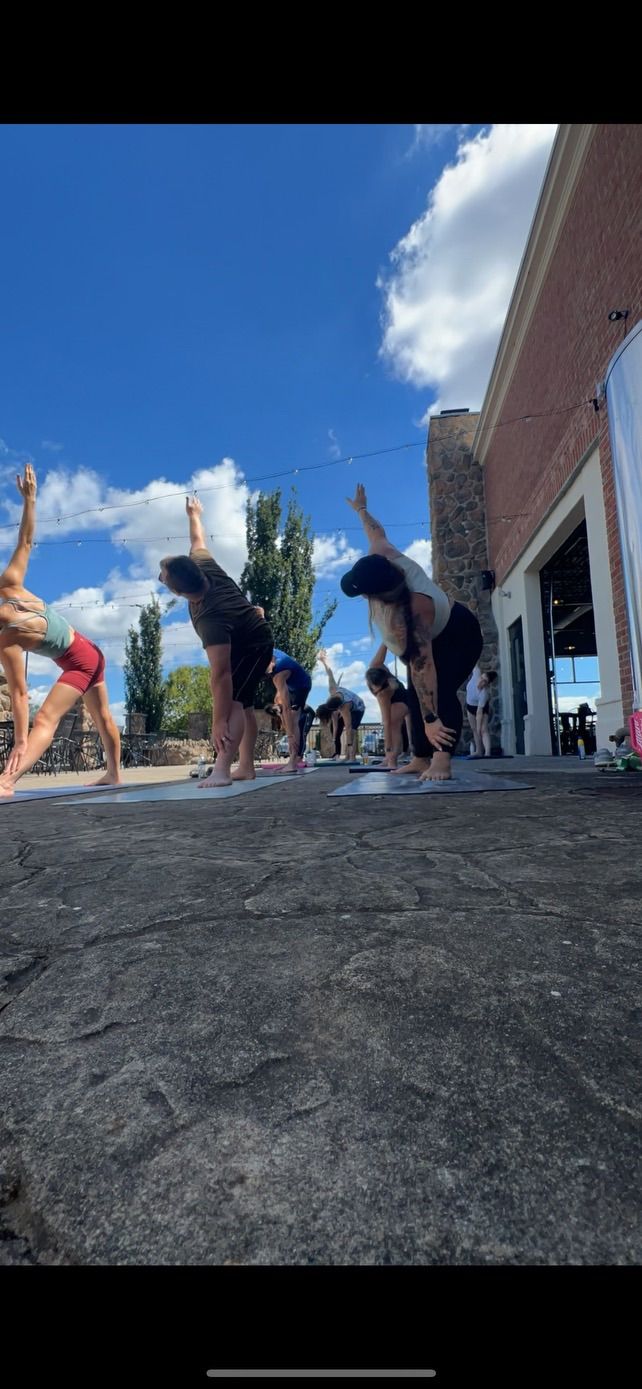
[577,738,586,760]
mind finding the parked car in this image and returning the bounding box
[276,734,289,757]
[362,728,385,756]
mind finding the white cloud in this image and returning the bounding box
[328,429,341,461]
[0,456,251,584]
[313,533,362,579]
[379,124,558,415]
[407,124,464,156]
[556,692,599,713]
[41,440,64,452]
[26,683,53,709]
[403,537,432,574]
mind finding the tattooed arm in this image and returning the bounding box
[346,483,405,559]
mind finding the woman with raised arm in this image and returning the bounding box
[365,643,411,769]
[340,484,483,782]
[0,465,122,798]
[316,649,365,762]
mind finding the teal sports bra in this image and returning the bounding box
[0,598,74,659]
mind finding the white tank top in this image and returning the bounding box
[370,552,451,657]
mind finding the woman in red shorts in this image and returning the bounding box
[0,465,121,798]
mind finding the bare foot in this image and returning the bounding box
[419,751,452,782]
[85,773,123,787]
[0,782,15,799]
[231,767,256,781]
[198,773,233,788]
[390,757,431,776]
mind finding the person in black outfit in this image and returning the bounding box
[365,643,412,768]
[159,497,273,786]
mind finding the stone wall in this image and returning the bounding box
[426,412,502,751]
[0,672,11,720]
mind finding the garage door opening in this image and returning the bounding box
[540,519,600,755]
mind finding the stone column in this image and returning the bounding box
[426,411,502,752]
[0,672,12,720]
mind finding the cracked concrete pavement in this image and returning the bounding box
[0,761,640,1265]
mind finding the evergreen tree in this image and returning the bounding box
[163,665,212,736]
[123,598,166,731]
[240,487,336,707]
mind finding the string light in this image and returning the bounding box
[25,519,430,549]
[0,398,596,536]
[0,440,424,533]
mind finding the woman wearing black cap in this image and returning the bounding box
[341,484,483,781]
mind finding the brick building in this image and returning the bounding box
[427,124,642,755]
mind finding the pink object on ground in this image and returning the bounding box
[260,762,306,771]
[630,711,642,755]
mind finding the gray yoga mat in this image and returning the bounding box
[0,781,136,805]
[328,771,533,796]
[58,773,314,805]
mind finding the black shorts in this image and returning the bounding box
[230,639,274,709]
[286,677,312,711]
[467,702,489,717]
[350,706,365,731]
[391,684,408,707]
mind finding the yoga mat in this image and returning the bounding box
[56,774,315,805]
[0,782,135,805]
[328,771,533,797]
[314,758,369,767]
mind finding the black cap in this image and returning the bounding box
[340,553,402,598]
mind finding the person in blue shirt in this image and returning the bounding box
[268,647,313,772]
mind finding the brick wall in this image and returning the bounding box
[483,124,642,717]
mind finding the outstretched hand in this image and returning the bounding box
[185,494,204,517]
[16,463,37,500]
[317,648,329,665]
[346,483,367,512]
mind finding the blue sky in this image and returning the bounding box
[1,123,565,720]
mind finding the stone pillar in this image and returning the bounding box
[0,672,12,720]
[187,711,210,740]
[426,411,502,752]
[125,712,147,735]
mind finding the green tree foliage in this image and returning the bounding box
[240,488,337,707]
[123,598,166,732]
[163,665,212,736]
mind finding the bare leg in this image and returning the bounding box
[199,700,246,787]
[404,713,413,755]
[0,681,79,797]
[231,708,257,780]
[468,711,482,756]
[280,698,301,772]
[383,704,405,769]
[82,682,122,785]
[481,714,491,757]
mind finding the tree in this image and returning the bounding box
[240,487,337,707]
[163,665,212,736]
[124,598,166,732]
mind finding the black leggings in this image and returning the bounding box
[406,602,483,756]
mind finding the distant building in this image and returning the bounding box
[427,124,642,754]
